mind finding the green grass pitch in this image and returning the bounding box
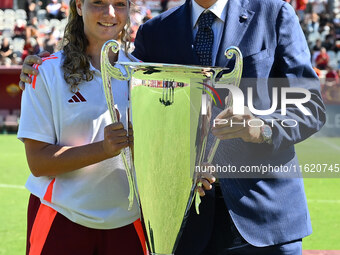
[0,133,339,253]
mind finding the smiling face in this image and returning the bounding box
[75,0,128,49]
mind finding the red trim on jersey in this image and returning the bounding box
[133,219,147,255]
[30,55,58,89]
[41,55,58,62]
[31,64,39,89]
[43,178,55,203]
[29,179,57,255]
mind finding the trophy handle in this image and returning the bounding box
[194,47,243,214]
[101,40,139,210]
[207,47,243,163]
[215,46,243,107]
[101,40,131,81]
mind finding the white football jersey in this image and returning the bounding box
[18,50,140,229]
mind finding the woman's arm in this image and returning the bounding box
[24,122,132,177]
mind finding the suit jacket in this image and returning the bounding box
[133,0,326,253]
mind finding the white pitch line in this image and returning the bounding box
[316,138,340,152]
[0,183,25,189]
[182,89,200,116]
[308,199,340,203]
[148,89,162,95]
[147,88,183,95]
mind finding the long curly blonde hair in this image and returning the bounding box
[62,0,131,93]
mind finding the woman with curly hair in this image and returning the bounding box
[17,0,146,254]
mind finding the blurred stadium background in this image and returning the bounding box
[1,0,340,254]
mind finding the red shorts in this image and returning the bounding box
[26,194,146,255]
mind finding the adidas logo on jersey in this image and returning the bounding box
[68,92,87,103]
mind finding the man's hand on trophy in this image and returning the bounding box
[211,106,264,143]
[102,122,131,158]
[196,163,216,197]
[19,51,50,90]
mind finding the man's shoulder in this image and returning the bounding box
[246,0,292,14]
[242,0,296,24]
[246,0,284,8]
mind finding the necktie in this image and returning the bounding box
[194,11,216,66]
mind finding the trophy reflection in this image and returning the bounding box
[101,40,242,255]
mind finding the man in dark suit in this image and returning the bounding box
[132,0,325,254]
[20,0,326,254]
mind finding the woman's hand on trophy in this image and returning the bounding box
[102,122,130,158]
[196,163,216,197]
[19,51,51,90]
[211,106,263,143]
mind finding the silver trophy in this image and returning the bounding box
[101,40,242,255]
